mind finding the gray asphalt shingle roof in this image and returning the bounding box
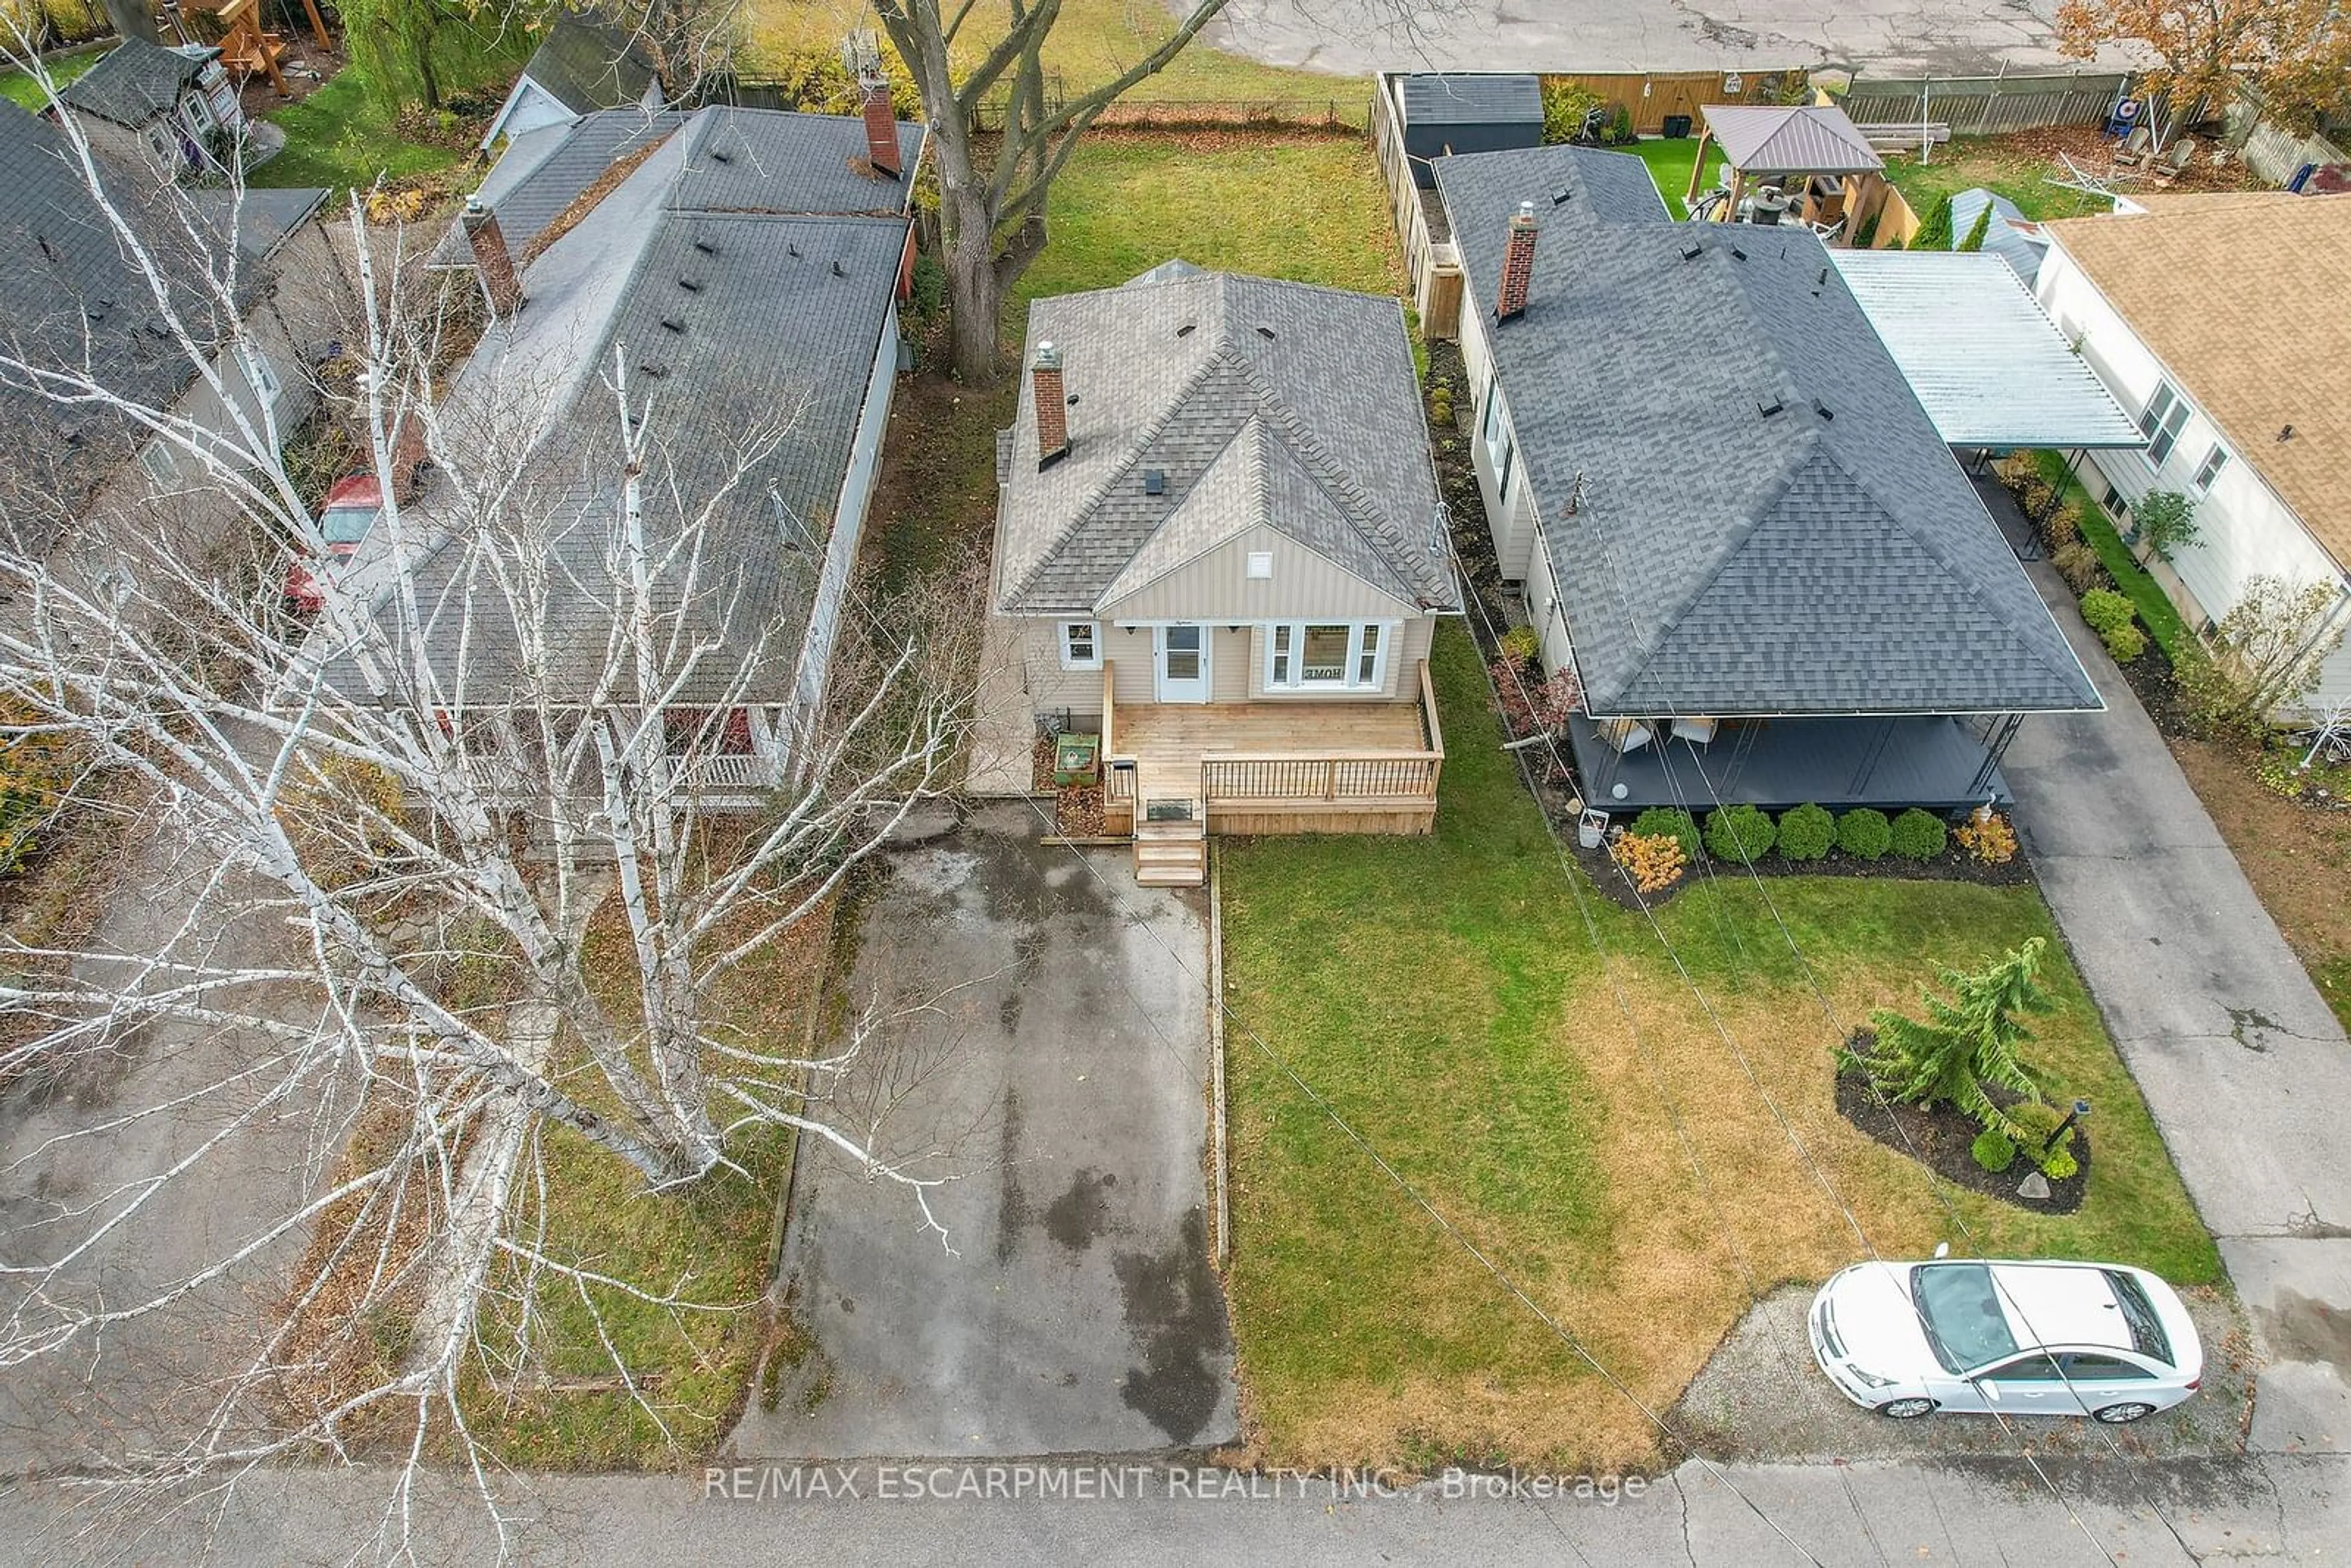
[58,37,208,127]
[355,107,913,705]
[1434,143,2098,718]
[520,10,660,115]
[996,269,1452,616]
[428,109,688,268]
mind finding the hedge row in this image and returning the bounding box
[1628,805,1949,865]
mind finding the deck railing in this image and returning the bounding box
[1101,662,1138,825]
[1198,659,1446,806]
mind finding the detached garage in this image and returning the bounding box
[1398,73,1543,187]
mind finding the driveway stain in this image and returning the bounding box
[1043,1168,1118,1252]
[1112,1208,1234,1445]
[2259,1289,2351,1371]
[2227,1005,2282,1051]
[996,1087,1026,1267]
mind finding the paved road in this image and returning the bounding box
[2,1452,2343,1564]
[1191,0,2132,81]
[732,805,1235,1459]
[2004,559,2351,1457]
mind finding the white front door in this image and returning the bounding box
[1153,623,1211,703]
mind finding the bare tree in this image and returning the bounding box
[0,86,984,1549]
[872,0,1441,383]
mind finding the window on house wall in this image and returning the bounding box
[2139,381,2188,468]
[2192,445,2228,493]
[1482,380,1513,504]
[241,347,280,408]
[1265,622,1389,692]
[1059,620,1100,669]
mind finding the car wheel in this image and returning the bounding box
[2093,1401,2158,1424]
[1875,1397,1938,1420]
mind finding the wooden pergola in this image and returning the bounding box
[1684,102,1888,236]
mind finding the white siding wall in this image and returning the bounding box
[789,295,900,748]
[2036,243,2351,713]
[1526,531,1578,679]
[1457,310,1538,582]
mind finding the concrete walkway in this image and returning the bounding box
[2003,560,2351,1455]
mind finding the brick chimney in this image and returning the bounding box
[462,198,523,318]
[1495,200,1538,322]
[863,82,902,179]
[1032,342,1068,468]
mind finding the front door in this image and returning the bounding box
[1153,623,1210,703]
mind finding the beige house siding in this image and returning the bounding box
[991,612,1437,717]
[1097,523,1427,623]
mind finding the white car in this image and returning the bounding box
[1809,1258,2202,1424]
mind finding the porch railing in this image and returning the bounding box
[1101,661,1139,825]
[1198,659,1445,806]
[458,749,783,800]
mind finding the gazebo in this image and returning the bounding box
[1685,102,1886,238]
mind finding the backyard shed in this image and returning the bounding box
[1398,74,1543,187]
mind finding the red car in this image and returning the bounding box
[284,474,383,615]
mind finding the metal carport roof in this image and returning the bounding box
[1829,249,2148,451]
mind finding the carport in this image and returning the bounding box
[1829,249,2146,453]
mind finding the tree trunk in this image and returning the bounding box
[414,28,443,111]
[944,182,1007,384]
[102,0,158,43]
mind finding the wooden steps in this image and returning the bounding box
[1133,815,1206,888]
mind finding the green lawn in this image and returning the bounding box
[1220,621,2218,1471]
[0,42,104,110]
[1878,135,2113,228]
[253,33,528,192]
[1624,134,1720,219]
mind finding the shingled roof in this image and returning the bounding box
[994,269,1452,617]
[2041,193,2351,572]
[520,10,660,115]
[58,37,209,128]
[1434,143,2098,718]
[347,106,919,704]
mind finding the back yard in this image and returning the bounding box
[1218,623,2217,1471]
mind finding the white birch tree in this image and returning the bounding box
[0,70,984,1551]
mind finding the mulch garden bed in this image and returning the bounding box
[1055,785,1105,838]
[1835,1055,2088,1215]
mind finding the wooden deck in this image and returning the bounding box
[1104,660,1443,839]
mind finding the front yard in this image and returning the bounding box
[1218,622,2218,1472]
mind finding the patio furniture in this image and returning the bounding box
[2111,126,2154,169]
[2151,135,2199,184]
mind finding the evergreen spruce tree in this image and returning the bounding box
[1957,203,1994,252]
[1842,937,2053,1138]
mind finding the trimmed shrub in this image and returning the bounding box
[1499,624,1542,664]
[1957,203,1994,253]
[2039,501,2084,553]
[1912,193,1955,250]
[2008,1098,2072,1152]
[2079,588,2135,636]
[1953,809,2019,865]
[2051,541,2104,593]
[1971,1127,2017,1174]
[2039,1147,2080,1182]
[2100,620,2147,662]
[1777,802,1835,861]
[1889,808,1948,860]
[1630,806,1701,860]
[1836,808,1892,861]
[1704,803,1776,864]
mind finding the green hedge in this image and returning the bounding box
[1777,803,1835,861]
[1704,805,1775,865]
[1889,808,1948,860]
[1836,808,1892,861]
[1629,806,1701,860]
[2034,452,2194,667]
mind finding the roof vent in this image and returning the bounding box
[1812,397,1833,421]
[2280,424,2297,443]
[661,317,685,333]
[1729,245,1748,261]
[1550,186,1573,205]
[1757,394,1785,418]
[787,242,801,258]
[1679,242,1703,261]
[638,361,667,378]
[1144,469,1166,495]
[677,276,702,292]
[1254,324,1275,339]
[832,259,847,278]
[1817,266,1829,287]
[1176,322,1196,337]
[710,148,731,163]
[694,238,718,255]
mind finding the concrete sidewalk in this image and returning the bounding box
[2003,560,2351,1455]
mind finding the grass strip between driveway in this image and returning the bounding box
[1218,621,2219,1473]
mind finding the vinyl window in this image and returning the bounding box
[2139,381,2188,468]
[2192,445,2227,493]
[1264,622,1389,692]
[1058,620,1101,670]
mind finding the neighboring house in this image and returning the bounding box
[0,100,329,559]
[2035,192,2351,718]
[343,102,924,804]
[56,36,246,179]
[1433,144,2100,817]
[977,260,1458,885]
[480,9,666,150]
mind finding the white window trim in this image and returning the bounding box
[1057,618,1101,670]
[1262,621,1392,694]
[2139,381,2188,470]
[2192,443,2227,494]
[241,345,280,408]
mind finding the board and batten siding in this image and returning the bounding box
[2034,243,2351,716]
[1098,522,1430,623]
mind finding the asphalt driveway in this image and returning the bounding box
[730,802,1235,1460]
[2003,560,2351,1457]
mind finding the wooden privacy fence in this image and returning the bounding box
[1370,75,1463,337]
[1837,72,2129,136]
[1542,69,1807,136]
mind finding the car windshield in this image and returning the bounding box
[1911,1263,2020,1373]
[321,506,377,547]
[2103,1270,2175,1365]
